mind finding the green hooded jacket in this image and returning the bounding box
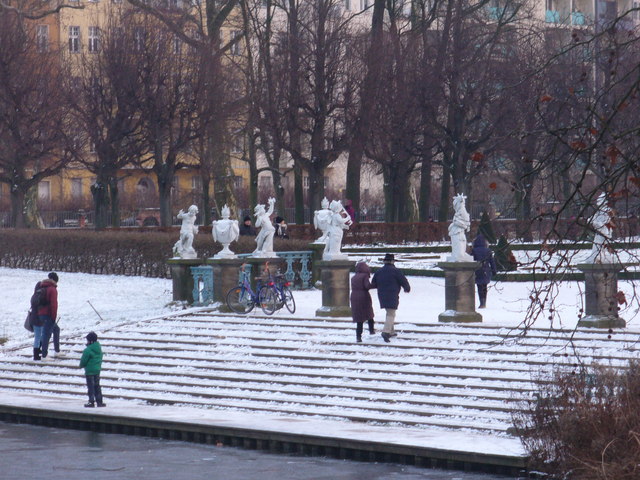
[79,341,103,376]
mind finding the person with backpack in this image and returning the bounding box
[35,272,59,360]
[80,331,105,408]
[471,233,497,309]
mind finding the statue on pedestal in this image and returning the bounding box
[252,197,277,257]
[313,197,331,243]
[586,193,614,263]
[447,194,474,262]
[212,204,240,259]
[173,205,199,259]
[323,200,352,261]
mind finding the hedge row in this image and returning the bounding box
[0,229,311,278]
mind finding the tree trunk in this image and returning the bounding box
[438,161,452,222]
[109,177,121,228]
[91,179,110,230]
[156,163,174,227]
[294,164,304,224]
[419,143,433,221]
[10,187,27,229]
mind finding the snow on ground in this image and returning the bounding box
[1,264,638,349]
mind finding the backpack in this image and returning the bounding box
[30,283,49,310]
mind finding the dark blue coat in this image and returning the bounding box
[371,263,410,309]
[472,234,497,285]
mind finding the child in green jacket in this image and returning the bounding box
[79,331,105,408]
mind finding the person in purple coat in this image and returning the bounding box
[350,262,376,343]
[471,233,497,308]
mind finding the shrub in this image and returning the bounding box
[0,229,311,278]
[512,361,640,479]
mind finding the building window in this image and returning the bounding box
[633,1,640,21]
[38,181,51,202]
[303,176,328,189]
[69,26,80,53]
[230,30,242,56]
[36,25,49,52]
[231,131,244,154]
[344,0,351,10]
[234,176,243,189]
[71,178,83,199]
[173,36,181,55]
[191,176,202,193]
[88,26,100,53]
[360,0,369,9]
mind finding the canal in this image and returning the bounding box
[1,422,523,479]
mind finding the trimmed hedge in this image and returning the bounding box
[0,229,311,278]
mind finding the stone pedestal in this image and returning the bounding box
[438,261,482,323]
[205,258,245,312]
[167,258,203,304]
[576,263,625,328]
[315,260,354,317]
[308,242,325,286]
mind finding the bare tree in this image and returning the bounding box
[0,12,71,228]
[130,15,206,227]
[65,16,147,229]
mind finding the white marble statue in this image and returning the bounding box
[251,197,277,257]
[313,197,332,243]
[322,200,352,261]
[586,193,614,263]
[447,194,474,262]
[212,204,240,259]
[173,205,199,259]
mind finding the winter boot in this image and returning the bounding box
[33,348,41,361]
[356,335,362,343]
[368,319,375,335]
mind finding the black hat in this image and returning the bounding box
[48,272,59,282]
[86,332,98,344]
[383,253,395,263]
[243,216,251,222]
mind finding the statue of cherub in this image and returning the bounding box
[313,197,332,243]
[447,194,474,262]
[322,200,352,261]
[252,197,277,257]
[212,204,240,259]
[173,205,199,259]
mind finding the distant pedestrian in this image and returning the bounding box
[239,215,256,236]
[371,254,410,343]
[350,261,376,343]
[471,233,497,309]
[36,272,59,360]
[344,199,356,223]
[80,331,105,408]
[274,216,289,239]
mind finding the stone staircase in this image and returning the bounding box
[1,311,638,437]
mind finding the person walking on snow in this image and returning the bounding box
[471,233,497,308]
[37,272,59,360]
[80,331,105,408]
[350,261,376,343]
[371,254,410,343]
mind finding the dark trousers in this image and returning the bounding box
[40,316,55,357]
[85,374,103,404]
[477,284,488,307]
[356,319,375,338]
[52,323,60,352]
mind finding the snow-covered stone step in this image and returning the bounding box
[0,358,520,405]
[0,378,510,433]
[0,363,517,413]
[183,313,640,343]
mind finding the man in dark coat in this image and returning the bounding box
[38,272,59,360]
[371,254,410,343]
[471,233,497,308]
[239,216,256,236]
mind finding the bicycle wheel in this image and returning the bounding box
[282,287,296,314]
[226,286,255,314]
[258,286,277,315]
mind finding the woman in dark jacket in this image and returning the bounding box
[350,262,376,342]
[471,233,497,308]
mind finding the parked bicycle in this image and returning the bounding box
[264,266,296,314]
[226,264,277,315]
